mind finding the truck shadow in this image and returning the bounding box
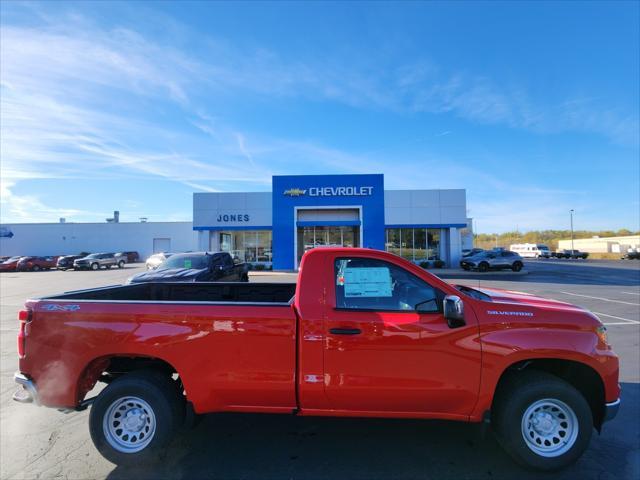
[107,382,638,480]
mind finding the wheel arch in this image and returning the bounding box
[491,358,606,431]
[76,354,181,405]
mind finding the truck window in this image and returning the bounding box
[221,254,234,267]
[334,258,440,312]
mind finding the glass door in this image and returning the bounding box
[296,226,360,265]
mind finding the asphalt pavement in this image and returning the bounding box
[0,259,638,479]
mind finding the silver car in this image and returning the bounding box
[74,253,124,270]
[145,252,174,270]
[460,250,524,272]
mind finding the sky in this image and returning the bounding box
[1,1,638,233]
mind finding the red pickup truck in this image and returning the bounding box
[14,248,619,471]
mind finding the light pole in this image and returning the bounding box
[570,209,574,252]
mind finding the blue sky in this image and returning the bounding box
[1,1,638,232]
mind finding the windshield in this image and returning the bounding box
[537,245,549,250]
[85,254,100,259]
[3,256,21,263]
[160,254,209,270]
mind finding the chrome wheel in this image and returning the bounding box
[521,398,578,457]
[103,396,156,453]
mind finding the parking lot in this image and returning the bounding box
[0,260,638,480]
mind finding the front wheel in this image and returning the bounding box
[118,261,125,269]
[89,371,184,466]
[512,261,523,272]
[493,371,593,471]
[32,265,41,271]
[91,263,99,271]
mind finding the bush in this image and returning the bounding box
[433,260,445,268]
[253,264,266,271]
[419,261,430,269]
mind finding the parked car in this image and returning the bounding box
[553,249,589,259]
[128,252,249,284]
[460,250,524,272]
[0,256,24,272]
[74,253,123,270]
[621,250,640,260]
[16,256,58,271]
[116,251,140,263]
[57,255,85,271]
[0,256,10,262]
[462,248,484,258]
[145,252,174,270]
[13,247,619,470]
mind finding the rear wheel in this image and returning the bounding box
[118,261,125,269]
[512,261,523,272]
[493,371,593,471]
[91,263,99,271]
[89,371,184,466]
[478,262,489,272]
[32,265,41,271]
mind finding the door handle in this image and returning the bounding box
[329,328,362,335]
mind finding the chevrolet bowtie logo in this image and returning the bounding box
[283,188,307,197]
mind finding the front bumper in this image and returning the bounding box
[603,398,620,423]
[13,372,39,405]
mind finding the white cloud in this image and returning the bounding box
[1,8,637,228]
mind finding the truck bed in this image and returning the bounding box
[43,282,297,304]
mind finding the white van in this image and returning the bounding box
[509,243,551,258]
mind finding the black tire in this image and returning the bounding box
[241,273,249,282]
[512,261,523,272]
[493,370,593,471]
[32,265,41,271]
[478,262,489,272]
[89,370,184,466]
[118,261,125,269]
[91,263,99,271]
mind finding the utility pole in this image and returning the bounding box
[570,209,575,251]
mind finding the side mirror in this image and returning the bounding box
[443,295,465,328]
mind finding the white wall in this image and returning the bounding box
[0,222,197,259]
[193,192,272,228]
[384,189,467,225]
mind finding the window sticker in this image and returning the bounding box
[184,259,192,269]
[343,267,393,297]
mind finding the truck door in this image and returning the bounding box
[323,256,481,417]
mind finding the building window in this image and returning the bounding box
[385,228,442,262]
[218,230,272,265]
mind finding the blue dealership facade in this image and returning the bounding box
[194,174,470,270]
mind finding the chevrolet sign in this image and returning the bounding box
[284,186,373,197]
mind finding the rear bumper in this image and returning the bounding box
[603,398,620,423]
[13,372,39,405]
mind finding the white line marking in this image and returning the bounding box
[621,291,640,295]
[559,291,640,306]
[593,312,640,324]
[600,322,640,326]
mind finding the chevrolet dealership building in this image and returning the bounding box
[0,174,471,270]
[194,174,470,270]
